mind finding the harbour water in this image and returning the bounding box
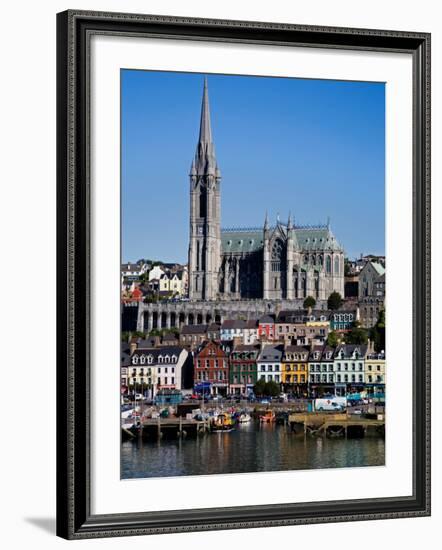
[121,421,385,479]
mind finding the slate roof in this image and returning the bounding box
[371,262,386,276]
[220,225,343,254]
[221,230,264,254]
[334,344,368,360]
[131,346,185,360]
[258,344,284,362]
[181,324,208,335]
[232,344,260,352]
[221,319,246,330]
[277,309,331,323]
[283,345,310,360]
[162,333,178,342]
[258,315,275,324]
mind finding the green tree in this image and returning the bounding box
[303,296,316,309]
[327,291,343,310]
[253,379,267,396]
[370,308,385,352]
[345,322,369,345]
[326,330,340,347]
[265,381,280,397]
[254,379,281,397]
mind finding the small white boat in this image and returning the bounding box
[238,413,251,423]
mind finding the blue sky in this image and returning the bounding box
[122,70,385,263]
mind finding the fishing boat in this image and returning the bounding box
[259,410,275,423]
[211,413,235,432]
[238,413,252,423]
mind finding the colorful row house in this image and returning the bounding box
[282,345,309,396]
[256,344,283,383]
[365,352,386,395]
[193,341,229,396]
[333,344,367,395]
[229,344,260,395]
[308,345,336,396]
[125,346,190,397]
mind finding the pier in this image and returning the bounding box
[288,412,385,438]
[136,417,211,440]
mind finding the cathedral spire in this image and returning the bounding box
[264,211,269,230]
[199,77,212,144]
[194,77,217,175]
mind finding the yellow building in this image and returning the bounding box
[282,345,309,393]
[365,353,386,388]
[159,272,187,296]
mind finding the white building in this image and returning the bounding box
[256,344,284,384]
[333,344,367,389]
[129,346,189,397]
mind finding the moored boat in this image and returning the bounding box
[238,413,251,423]
[259,410,275,423]
[211,413,235,432]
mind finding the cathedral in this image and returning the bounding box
[188,78,345,303]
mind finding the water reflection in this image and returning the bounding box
[121,422,385,479]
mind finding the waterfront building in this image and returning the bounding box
[333,344,367,395]
[308,345,335,397]
[120,344,131,392]
[365,352,386,395]
[256,344,283,384]
[229,344,260,395]
[282,345,309,396]
[193,340,229,395]
[129,346,190,397]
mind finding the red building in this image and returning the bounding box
[258,315,275,341]
[194,341,229,396]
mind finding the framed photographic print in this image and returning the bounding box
[56,10,431,539]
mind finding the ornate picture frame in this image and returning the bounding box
[56,10,430,539]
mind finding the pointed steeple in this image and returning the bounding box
[264,211,269,231]
[194,77,217,176]
[287,211,293,230]
[199,77,212,144]
[190,158,196,177]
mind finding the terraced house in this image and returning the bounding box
[256,344,283,383]
[129,346,190,397]
[365,352,386,395]
[281,345,309,396]
[229,344,260,395]
[194,340,229,396]
[333,344,367,395]
[308,345,335,395]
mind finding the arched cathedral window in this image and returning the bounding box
[334,256,340,274]
[271,239,285,272]
[326,256,331,273]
